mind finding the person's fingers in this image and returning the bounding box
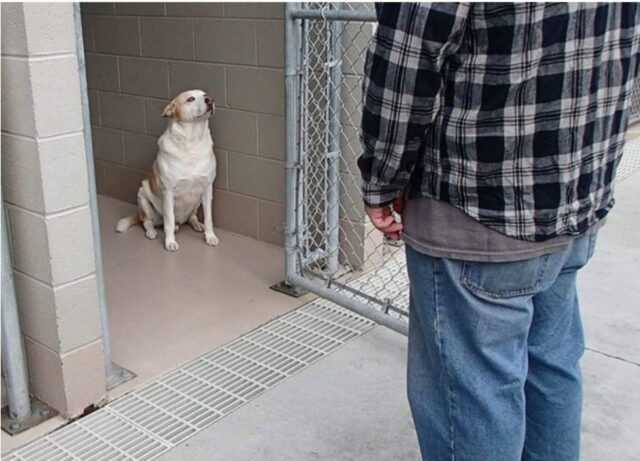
[365,205,403,239]
[372,217,403,237]
[371,214,398,231]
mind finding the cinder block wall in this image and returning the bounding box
[80,2,286,246]
[1,3,106,417]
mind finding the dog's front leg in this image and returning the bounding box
[163,191,179,251]
[203,184,219,246]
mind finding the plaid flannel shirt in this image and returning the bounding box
[358,3,640,241]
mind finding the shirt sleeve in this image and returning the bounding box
[358,2,471,207]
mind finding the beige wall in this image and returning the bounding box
[80,2,286,246]
[1,3,107,417]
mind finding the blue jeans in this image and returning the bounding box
[405,233,597,461]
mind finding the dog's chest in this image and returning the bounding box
[174,176,208,199]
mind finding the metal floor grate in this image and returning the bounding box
[4,302,375,461]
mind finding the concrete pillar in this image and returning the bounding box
[1,2,107,417]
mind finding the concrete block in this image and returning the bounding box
[120,56,169,99]
[99,92,146,133]
[39,133,90,213]
[47,206,96,285]
[166,3,223,17]
[227,66,284,115]
[258,114,284,160]
[30,56,84,137]
[168,61,226,106]
[103,163,145,204]
[1,134,44,212]
[257,20,284,68]
[223,3,284,19]
[1,3,27,56]
[14,271,59,352]
[22,3,76,56]
[114,2,165,16]
[85,53,119,91]
[140,17,193,60]
[195,19,256,65]
[94,16,140,56]
[211,108,258,154]
[227,151,285,203]
[92,125,124,164]
[123,131,157,171]
[212,189,259,239]
[1,57,36,136]
[88,90,101,124]
[214,149,228,190]
[7,205,52,283]
[81,3,115,15]
[23,336,66,414]
[81,15,95,52]
[59,340,107,418]
[55,276,102,353]
[259,200,285,246]
[145,97,170,136]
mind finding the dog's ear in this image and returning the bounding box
[162,101,177,118]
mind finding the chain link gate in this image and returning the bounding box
[280,3,640,337]
[280,3,409,336]
[631,78,640,124]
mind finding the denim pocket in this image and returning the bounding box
[460,255,551,299]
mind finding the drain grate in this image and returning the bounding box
[5,301,375,461]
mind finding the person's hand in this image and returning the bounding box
[364,196,404,240]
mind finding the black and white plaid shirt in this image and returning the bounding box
[358,3,640,241]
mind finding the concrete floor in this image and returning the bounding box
[158,174,640,460]
[98,196,311,400]
[2,196,310,453]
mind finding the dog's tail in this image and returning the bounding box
[116,214,141,233]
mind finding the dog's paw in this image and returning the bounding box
[165,240,180,252]
[145,229,158,240]
[205,233,219,246]
[190,220,205,233]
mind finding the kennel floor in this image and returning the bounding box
[0,195,312,453]
[98,196,313,398]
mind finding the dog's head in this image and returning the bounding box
[162,89,215,122]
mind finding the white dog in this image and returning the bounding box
[116,89,219,251]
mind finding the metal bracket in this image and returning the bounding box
[106,363,136,390]
[2,398,57,436]
[270,281,309,298]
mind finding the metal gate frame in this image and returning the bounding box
[282,3,408,336]
[281,3,640,338]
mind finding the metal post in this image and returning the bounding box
[325,3,343,275]
[1,196,57,435]
[271,2,307,297]
[73,4,134,389]
[1,202,31,421]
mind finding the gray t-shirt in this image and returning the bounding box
[402,197,602,262]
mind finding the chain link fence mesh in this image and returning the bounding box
[289,3,640,328]
[630,78,640,124]
[292,3,409,324]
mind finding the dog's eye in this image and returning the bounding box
[187,97,195,102]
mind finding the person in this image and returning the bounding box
[358,3,639,460]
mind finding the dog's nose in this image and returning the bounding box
[205,97,213,105]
